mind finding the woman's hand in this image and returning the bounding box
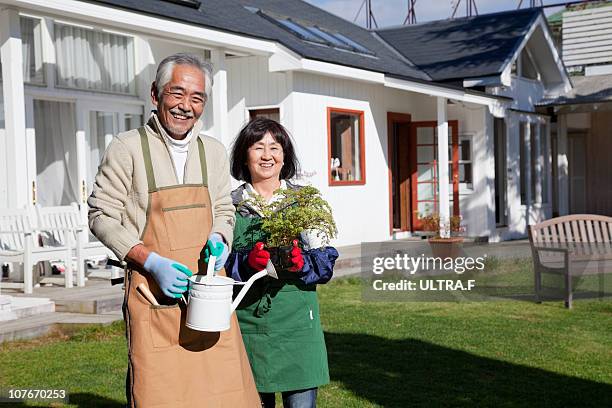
[287,240,305,272]
[248,242,270,271]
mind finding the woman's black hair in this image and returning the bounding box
[230,117,300,183]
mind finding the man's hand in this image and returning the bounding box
[247,242,270,271]
[287,240,305,272]
[143,252,193,298]
[204,233,229,271]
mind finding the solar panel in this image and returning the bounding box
[161,0,201,9]
[262,11,375,56]
[333,33,373,55]
[277,19,326,44]
[306,26,349,49]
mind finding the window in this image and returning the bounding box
[0,17,45,84]
[20,16,44,84]
[249,108,280,122]
[540,124,549,204]
[494,118,507,226]
[457,136,472,188]
[54,23,135,94]
[328,108,365,185]
[124,113,143,131]
[521,50,539,80]
[530,123,537,203]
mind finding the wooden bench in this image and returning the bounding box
[528,214,612,308]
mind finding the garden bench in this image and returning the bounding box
[35,204,117,286]
[528,214,612,308]
[0,208,74,294]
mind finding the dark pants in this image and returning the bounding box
[260,388,317,408]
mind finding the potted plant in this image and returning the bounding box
[420,213,465,259]
[243,186,338,269]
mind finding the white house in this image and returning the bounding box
[0,0,572,263]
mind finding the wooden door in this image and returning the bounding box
[388,113,412,233]
[410,121,459,230]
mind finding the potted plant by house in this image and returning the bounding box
[420,213,465,259]
[243,186,338,269]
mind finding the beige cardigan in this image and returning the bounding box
[88,113,235,261]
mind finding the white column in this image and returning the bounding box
[557,115,569,215]
[437,97,450,238]
[524,122,532,225]
[1,8,28,208]
[211,48,228,145]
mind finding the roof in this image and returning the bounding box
[375,8,541,82]
[85,0,430,81]
[537,74,612,106]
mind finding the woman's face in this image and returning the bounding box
[247,132,284,184]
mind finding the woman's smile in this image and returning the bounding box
[247,132,284,183]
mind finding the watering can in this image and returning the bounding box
[185,254,277,332]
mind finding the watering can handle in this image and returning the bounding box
[231,269,268,312]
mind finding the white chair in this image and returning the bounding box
[36,203,116,286]
[0,208,74,294]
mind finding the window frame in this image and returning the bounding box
[327,107,366,186]
[456,133,473,191]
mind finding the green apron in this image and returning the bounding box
[232,212,330,393]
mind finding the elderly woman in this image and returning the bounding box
[225,118,338,408]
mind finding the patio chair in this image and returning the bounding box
[0,208,74,294]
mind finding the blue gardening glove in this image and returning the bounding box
[204,233,229,271]
[143,252,193,299]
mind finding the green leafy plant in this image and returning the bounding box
[243,186,338,247]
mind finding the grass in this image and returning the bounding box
[1,261,611,407]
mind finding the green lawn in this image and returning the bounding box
[1,273,611,407]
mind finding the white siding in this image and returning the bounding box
[226,55,291,146]
[225,60,501,245]
[487,77,545,112]
[562,5,612,67]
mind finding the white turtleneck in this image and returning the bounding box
[161,129,194,184]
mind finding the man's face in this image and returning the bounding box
[151,64,206,140]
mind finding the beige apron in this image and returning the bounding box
[123,128,260,407]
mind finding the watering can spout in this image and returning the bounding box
[231,262,277,312]
[230,270,268,312]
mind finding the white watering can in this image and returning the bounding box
[185,255,277,332]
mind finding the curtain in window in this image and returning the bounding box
[55,24,135,94]
[34,100,79,206]
[87,111,117,196]
[20,17,44,84]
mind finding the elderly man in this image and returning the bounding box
[88,53,260,407]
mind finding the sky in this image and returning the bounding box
[304,0,565,28]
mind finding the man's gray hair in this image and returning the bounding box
[155,53,214,101]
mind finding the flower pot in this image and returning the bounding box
[428,237,464,259]
[268,245,294,271]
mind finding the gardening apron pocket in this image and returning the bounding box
[149,304,181,348]
[162,204,208,251]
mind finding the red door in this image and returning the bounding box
[410,121,460,231]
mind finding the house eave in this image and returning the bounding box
[500,13,572,94]
[1,0,278,55]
